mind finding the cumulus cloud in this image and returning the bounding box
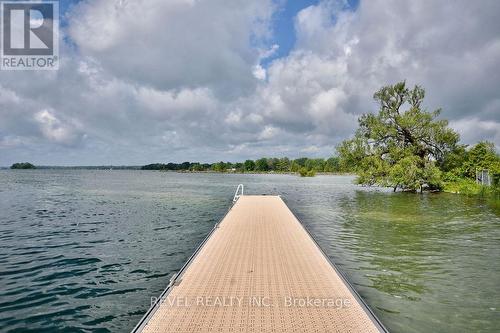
[34,109,85,145]
[1,0,500,165]
[450,118,500,147]
[68,0,274,97]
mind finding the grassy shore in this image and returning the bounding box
[444,178,500,199]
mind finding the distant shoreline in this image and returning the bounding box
[2,166,142,170]
[2,167,354,176]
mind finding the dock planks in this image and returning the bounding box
[134,195,386,332]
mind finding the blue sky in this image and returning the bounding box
[1,0,499,165]
[263,0,358,66]
[59,0,81,24]
[264,0,322,65]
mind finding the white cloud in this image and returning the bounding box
[258,44,279,60]
[0,86,21,105]
[34,109,85,146]
[258,125,280,140]
[252,65,267,80]
[68,0,274,97]
[1,0,500,165]
[137,87,216,117]
[450,118,500,147]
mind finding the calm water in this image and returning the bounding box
[0,170,499,332]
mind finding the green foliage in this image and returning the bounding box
[356,155,389,186]
[388,156,442,191]
[441,141,500,194]
[290,160,301,172]
[233,162,243,171]
[11,162,36,169]
[140,156,342,176]
[440,145,467,173]
[190,163,205,171]
[305,158,325,172]
[212,161,228,172]
[275,157,291,172]
[337,134,369,172]
[461,141,500,178]
[443,177,481,195]
[324,157,340,172]
[298,167,316,177]
[244,159,255,171]
[255,158,269,171]
[337,81,459,191]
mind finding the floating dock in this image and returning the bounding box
[133,194,387,332]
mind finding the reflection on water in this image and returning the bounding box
[0,171,499,332]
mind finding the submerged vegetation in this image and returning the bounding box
[337,81,500,196]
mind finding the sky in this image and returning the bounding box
[1,0,500,166]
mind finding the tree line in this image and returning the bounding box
[142,157,343,176]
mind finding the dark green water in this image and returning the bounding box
[0,170,498,332]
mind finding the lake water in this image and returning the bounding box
[0,170,499,332]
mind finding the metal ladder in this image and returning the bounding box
[233,184,244,202]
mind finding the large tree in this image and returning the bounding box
[337,81,459,192]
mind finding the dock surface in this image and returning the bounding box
[134,195,386,332]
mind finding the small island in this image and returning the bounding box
[10,162,36,169]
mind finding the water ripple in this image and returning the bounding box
[0,170,499,332]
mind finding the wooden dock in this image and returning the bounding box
[133,195,387,332]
